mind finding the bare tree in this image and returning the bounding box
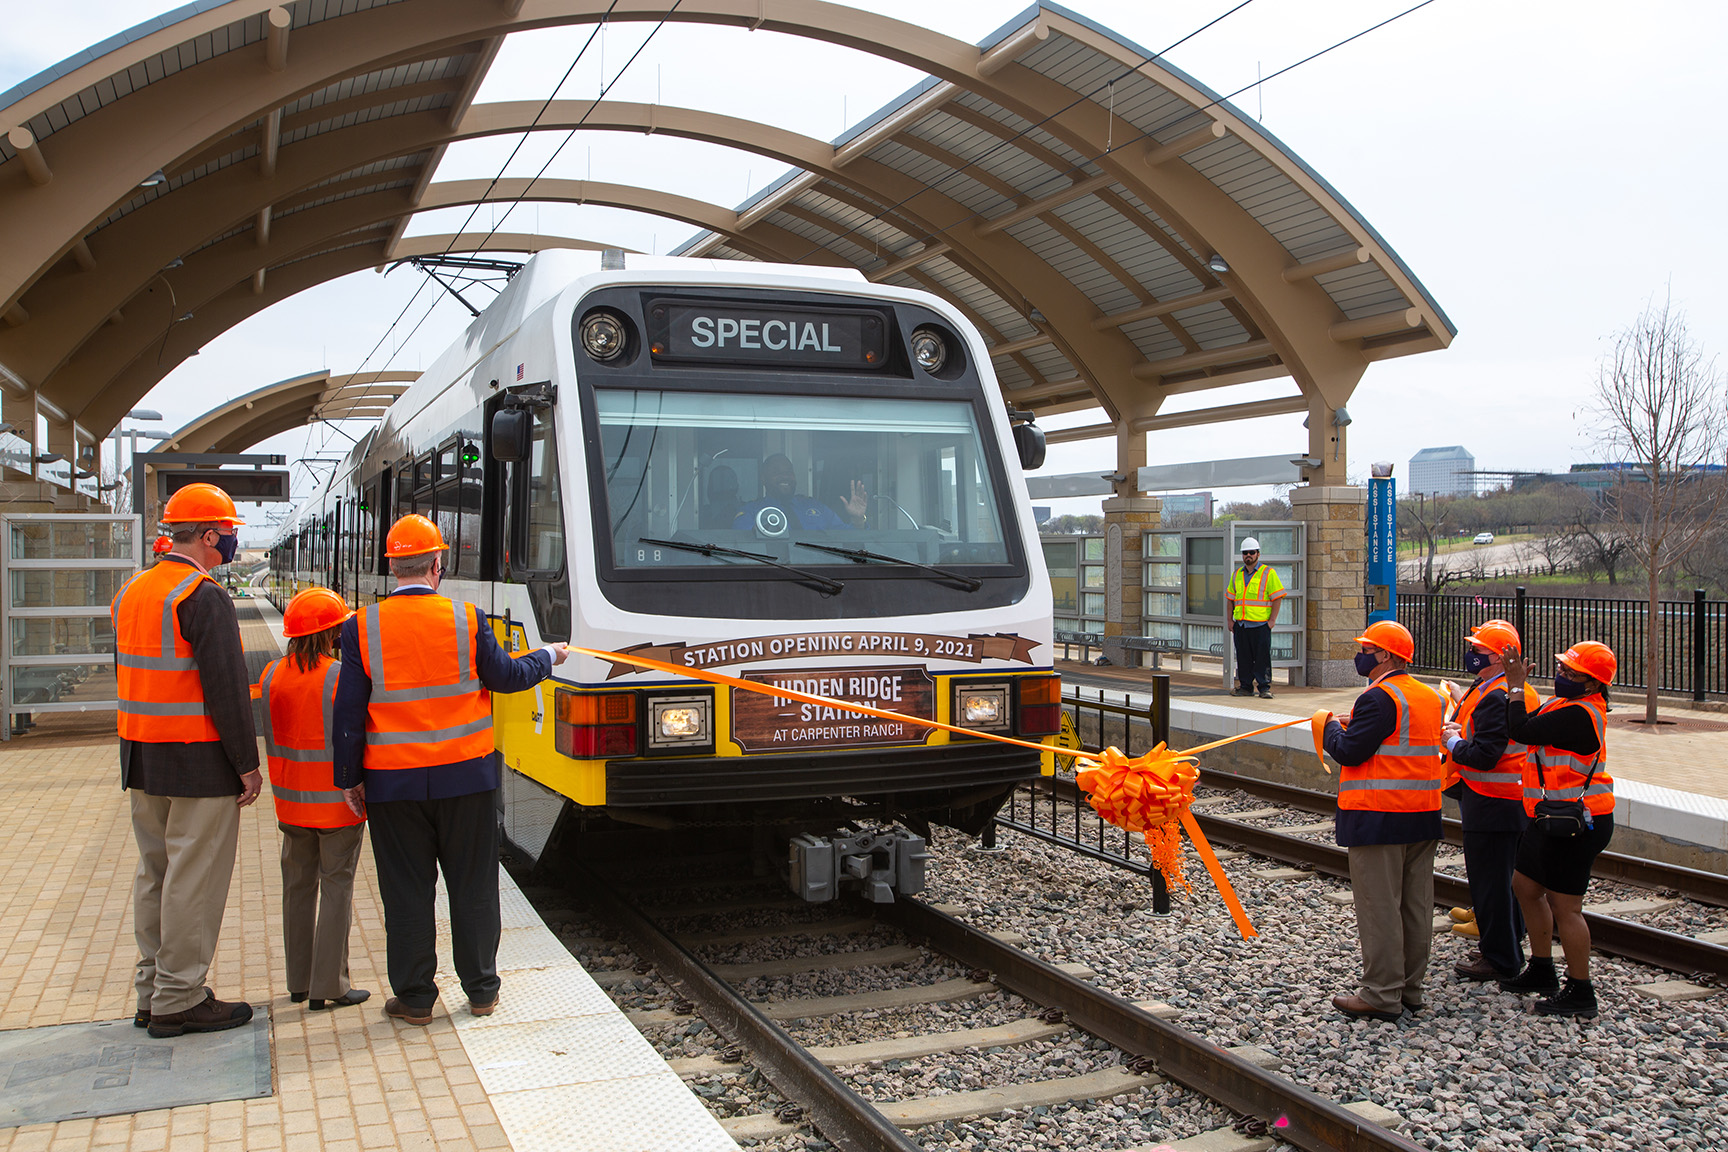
[1565,513,1633,585]
[1592,295,1727,722]
[1399,494,1457,592]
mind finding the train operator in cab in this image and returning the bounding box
[1441,620,1537,985]
[1322,620,1446,1022]
[333,515,569,1026]
[113,482,260,1039]
[734,453,867,530]
[1497,640,1616,1019]
[1225,538,1284,700]
[254,587,369,1012]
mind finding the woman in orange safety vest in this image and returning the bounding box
[1496,640,1616,1020]
[253,587,371,1011]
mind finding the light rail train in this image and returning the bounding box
[266,252,1057,900]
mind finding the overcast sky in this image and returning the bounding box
[5,1,1725,533]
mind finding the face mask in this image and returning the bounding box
[1354,650,1381,677]
[1464,650,1493,675]
[1553,675,1589,699]
[214,532,239,565]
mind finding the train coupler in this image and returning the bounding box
[788,827,928,903]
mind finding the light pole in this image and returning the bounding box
[110,409,165,516]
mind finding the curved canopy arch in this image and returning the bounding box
[0,0,1453,491]
[151,369,419,456]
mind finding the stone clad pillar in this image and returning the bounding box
[1101,495,1160,667]
[1291,484,1367,687]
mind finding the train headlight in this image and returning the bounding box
[910,327,947,373]
[581,310,628,362]
[647,694,713,753]
[953,683,1010,734]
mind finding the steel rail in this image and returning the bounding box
[1189,769,1728,908]
[561,859,923,1152]
[1025,776,1728,980]
[877,898,1430,1152]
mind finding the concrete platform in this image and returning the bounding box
[0,602,735,1152]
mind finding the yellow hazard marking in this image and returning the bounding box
[1053,709,1081,772]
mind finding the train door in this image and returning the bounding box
[488,390,568,640]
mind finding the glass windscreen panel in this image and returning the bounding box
[596,390,1010,570]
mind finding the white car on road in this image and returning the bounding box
[1472,532,1494,545]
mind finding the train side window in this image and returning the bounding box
[433,443,459,574]
[523,410,564,574]
[456,438,482,579]
[361,481,379,575]
[413,453,435,518]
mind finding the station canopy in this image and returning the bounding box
[0,1,1452,482]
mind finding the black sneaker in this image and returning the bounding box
[1498,957,1560,995]
[1534,978,1598,1018]
[1231,687,1254,697]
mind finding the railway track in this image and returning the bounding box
[545,850,1430,1152]
[1016,773,1728,981]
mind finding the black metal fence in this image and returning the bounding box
[1397,587,1726,700]
[993,682,1177,909]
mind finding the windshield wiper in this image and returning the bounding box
[793,541,983,591]
[638,537,844,595]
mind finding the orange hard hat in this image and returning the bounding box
[151,536,172,555]
[1557,640,1616,686]
[384,513,446,558]
[160,481,245,526]
[1355,620,1415,663]
[1466,619,1521,655]
[281,587,353,639]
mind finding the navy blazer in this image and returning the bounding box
[333,587,554,801]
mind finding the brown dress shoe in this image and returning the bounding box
[1331,994,1403,1022]
[469,996,498,1017]
[147,991,254,1038]
[1455,955,1513,982]
[384,997,434,1026]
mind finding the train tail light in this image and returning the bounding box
[1016,675,1062,736]
[555,690,638,758]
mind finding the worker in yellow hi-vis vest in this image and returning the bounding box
[1226,537,1286,699]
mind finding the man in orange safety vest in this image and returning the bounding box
[333,514,567,1027]
[113,482,261,1038]
[1321,620,1446,1023]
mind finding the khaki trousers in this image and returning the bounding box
[130,791,241,1015]
[279,822,365,1000]
[1347,839,1438,1013]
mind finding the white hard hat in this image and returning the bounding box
[1240,537,1260,552]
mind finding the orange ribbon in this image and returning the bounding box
[572,647,1330,940]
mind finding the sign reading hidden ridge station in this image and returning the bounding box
[731,665,934,751]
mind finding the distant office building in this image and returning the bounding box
[1408,446,1475,496]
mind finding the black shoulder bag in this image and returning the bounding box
[1532,753,1601,837]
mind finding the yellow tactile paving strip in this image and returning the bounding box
[0,734,513,1152]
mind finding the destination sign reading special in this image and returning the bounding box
[600,631,1041,679]
[732,665,935,752]
[647,298,888,370]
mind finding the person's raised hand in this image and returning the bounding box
[548,643,571,666]
[1500,645,1528,689]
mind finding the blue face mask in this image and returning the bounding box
[1354,650,1381,677]
[1464,650,1493,675]
[214,532,239,565]
[1553,675,1589,699]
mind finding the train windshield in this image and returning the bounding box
[594,389,1012,572]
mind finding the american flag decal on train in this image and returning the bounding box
[516,363,524,380]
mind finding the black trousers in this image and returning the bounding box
[367,789,501,1010]
[1463,829,1526,976]
[1232,623,1271,690]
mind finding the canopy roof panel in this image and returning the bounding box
[0,0,1451,489]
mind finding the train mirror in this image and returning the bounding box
[1013,422,1046,471]
[491,409,531,462]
